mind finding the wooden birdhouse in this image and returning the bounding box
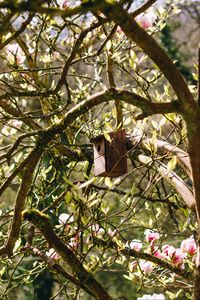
[92,129,127,177]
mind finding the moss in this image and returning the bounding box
[23,209,50,228]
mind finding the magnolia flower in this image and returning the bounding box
[69,234,79,250]
[145,230,160,242]
[181,236,197,256]
[117,26,123,34]
[69,238,78,249]
[6,43,25,65]
[46,248,60,260]
[171,249,185,266]
[91,224,105,236]
[137,294,165,300]
[108,228,117,237]
[59,213,74,225]
[58,0,68,9]
[140,261,154,275]
[145,230,160,251]
[130,240,142,252]
[154,248,166,260]
[51,51,60,60]
[136,12,156,29]
[162,245,185,266]
[162,244,175,257]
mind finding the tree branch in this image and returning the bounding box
[36,88,180,148]
[0,149,40,197]
[99,1,196,110]
[138,154,195,210]
[93,237,193,280]
[131,0,158,18]
[0,148,41,256]
[154,139,191,178]
[132,138,192,179]
[22,245,95,298]
[23,209,113,300]
[55,21,102,94]
[0,13,34,50]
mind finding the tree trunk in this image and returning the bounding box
[185,108,200,299]
[193,264,200,300]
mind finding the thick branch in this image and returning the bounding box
[0,1,93,17]
[0,148,41,256]
[94,238,193,280]
[154,139,191,178]
[37,89,180,147]
[137,138,191,178]
[0,148,40,197]
[138,154,195,210]
[0,99,42,130]
[99,1,195,109]
[23,209,112,300]
[23,245,95,298]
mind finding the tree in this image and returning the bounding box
[0,0,199,299]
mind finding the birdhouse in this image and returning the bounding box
[92,129,127,177]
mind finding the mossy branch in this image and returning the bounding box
[23,209,112,300]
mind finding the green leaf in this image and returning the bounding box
[104,132,111,142]
[105,177,113,188]
[167,156,177,171]
[88,198,100,208]
[123,116,132,126]
[152,120,159,130]
[63,177,76,188]
[65,191,71,204]
[0,266,6,278]
[131,183,136,196]
[79,177,95,189]
[13,238,21,253]
[81,216,89,226]
[123,274,133,281]
[130,50,137,60]
[106,40,112,51]
[149,217,153,227]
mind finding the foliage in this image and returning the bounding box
[0,0,199,299]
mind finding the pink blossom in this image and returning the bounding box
[181,236,197,256]
[145,230,160,243]
[91,224,105,236]
[136,12,156,29]
[130,240,142,252]
[91,223,100,232]
[51,51,60,60]
[162,245,185,266]
[162,245,175,257]
[171,249,185,267]
[108,228,117,237]
[117,26,123,33]
[69,234,79,250]
[59,0,68,9]
[140,261,154,275]
[59,213,74,225]
[6,43,25,64]
[154,249,166,260]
